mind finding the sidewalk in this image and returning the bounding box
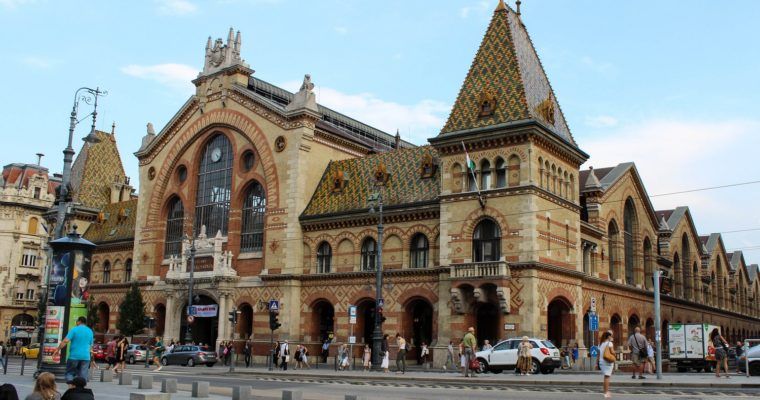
[220,365,760,389]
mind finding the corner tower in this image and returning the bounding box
[430,0,588,341]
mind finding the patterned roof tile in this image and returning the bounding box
[83,199,137,244]
[70,130,127,210]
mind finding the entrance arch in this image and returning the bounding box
[610,314,622,344]
[154,304,166,337]
[476,303,500,347]
[311,300,335,344]
[180,295,218,345]
[645,318,655,340]
[356,299,376,345]
[238,303,253,340]
[96,302,110,333]
[627,314,640,338]
[403,298,433,363]
[547,298,574,347]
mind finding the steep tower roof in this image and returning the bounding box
[440,1,575,146]
[70,130,127,210]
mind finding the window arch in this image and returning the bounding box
[241,181,266,253]
[125,258,133,282]
[608,220,620,281]
[495,157,506,188]
[317,241,332,274]
[480,159,491,190]
[681,233,691,300]
[103,260,111,284]
[361,238,377,271]
[508,155,520,187]
[643,237,653,290]
[473,219,501,262]
[195,134,233,236]
[623,198,637,285]
[164,197,184,258]
[410,233,429,269]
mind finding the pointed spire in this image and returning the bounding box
[659,215,670,231]
[227,27,234,46]
[111,121,116,135]
[395,129,401,148]
[206,36,212,50]
[495,0,507,12]
[584,166,602,191]
[516,0,521,15]
[234,30,241,53]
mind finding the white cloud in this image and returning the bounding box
[460,1,489,19]
[121,63,198,94]
[156,0,197,15]
[584,115,618,128]
[580,56,614,76]
[333,26,348,35]
[460,7,471,18]
[0,0,33,9]
[20,56,60,69]
[282,81,449,144]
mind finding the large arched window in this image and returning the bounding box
[103,261,111,284]
[164,197,184,258]
[361,238,376,271]
[125,259,133,282]
[195,134,233,236]
[608,220,620,281]
[623,198,637,285]
[643,238,653,290]
[317,242,332,274]
[241,181,266,253]
[480,159,491,190]
[473,219,501,262]
[681,233,691,300]
[410,233,429,269]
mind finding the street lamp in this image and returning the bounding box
[35,87,106,377]
[367,184,385,370]
[183,233,197,344]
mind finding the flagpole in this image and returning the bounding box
[462,141,485,208]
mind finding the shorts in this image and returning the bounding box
[631,352,642,366]
[599,362,614,377]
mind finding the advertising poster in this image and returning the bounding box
[668,323,686,359]
[69,250,91,307]
[42,306,65,364]
[187,305,218,318]
[684,324,704,358]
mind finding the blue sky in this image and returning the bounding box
[1,0,759,262]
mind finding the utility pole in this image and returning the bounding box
[654,269,662,380]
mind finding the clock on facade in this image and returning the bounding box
[210,147,222,162]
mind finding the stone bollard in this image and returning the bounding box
[100,369,113,382]
[120,371,133,385]
[232,385,252,400]
[345,395,367,400]
[138,375,154,390]
[129,393,171,400]
[191,381,209,398]
[161,378,177,394]
[282,390,303,400]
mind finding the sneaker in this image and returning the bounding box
[638,376,645,379]
[631,375,636,379]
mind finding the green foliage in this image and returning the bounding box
[86,297,99,328]
[117,282,146,338]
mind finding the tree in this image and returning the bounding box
[117,282,146,339]
[86,297,99,329]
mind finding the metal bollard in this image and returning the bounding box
[20,356,25,376]
[281,390,303,400]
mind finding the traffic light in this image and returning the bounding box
[228,307,238,324]
[269,312,281,331]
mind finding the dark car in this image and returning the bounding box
[93,344,107,362]
[161,345,217,367]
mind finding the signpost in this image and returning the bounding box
[348,305,357,370]
[590,297,597,313]
[590,314,599,332]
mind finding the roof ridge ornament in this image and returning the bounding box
[201,27,249,76]
[495,0,507,12]
[285,74,318,113]
[584,166,602,191]
[658,215,670,231]
[516,0,521,15]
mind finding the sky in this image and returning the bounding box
[1,0,759,264]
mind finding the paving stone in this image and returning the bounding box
[138,375,154,389]
[192,381,209,398]
[161,378,178,394]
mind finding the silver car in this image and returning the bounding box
[126,344,148,364]
[161,345,217,367]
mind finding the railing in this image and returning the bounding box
[11,299,36,306]
[450,261,509,279]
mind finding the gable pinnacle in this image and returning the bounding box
[584,166,602,191]
[516,0,521,15]
[495,0,507,12]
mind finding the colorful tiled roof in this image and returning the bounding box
[70,131,127,210]
[440,2,575,146]
[83,199,137,244]
[301,146,440,218]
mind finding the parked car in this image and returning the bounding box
[126,344,148,364]
[160,345,217,367]
[92,344,107,362]
[20,343,40,359]
[738,343,760,376]
[475,338,561,374]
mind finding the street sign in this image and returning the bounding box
[348,305,357,325]
[377,298,384,308]
[590,345,599,357]
[590,297,597,313]
[187,315,195,324]
[503,323,515,331]
[590,314,599,331]
[349,336,356,344]
[269,299,280,312]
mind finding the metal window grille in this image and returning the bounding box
[361,238,376,271]
[410,234,429,268]
[473,219,501,262]
[195,134,233,237]
[241,181,266,252]
[164,198,184,257]
[317,242,332,273]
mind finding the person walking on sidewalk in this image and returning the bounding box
[104,337,116,371]
[395,334,407,374]
[362,344,371,371]
[419,342,429,366]
[462,327,477,378]
[516,336,533,375]
[114,336,128,374]
[338,344,349,371]
[735,341,745,374]
[321,339,330,363]
[244,339,252,368]
[381,334,390,373]
[711,328,730,378]
[599,330,616,399]
[52,316,93,384]
[279,340,290,371]
[444,340,454,371]
[273,341,281,369]
[151,336,165,372]
[628,327,647,379]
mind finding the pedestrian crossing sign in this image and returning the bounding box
[269,299,279,312]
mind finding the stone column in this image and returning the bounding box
[164,292,177,343]
[217,293,228,347]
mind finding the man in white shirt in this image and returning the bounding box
[279,340,290,370]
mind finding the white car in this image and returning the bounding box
[738,343,760,376]
[475,338,561,374]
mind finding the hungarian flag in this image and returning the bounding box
[462,142,476,171]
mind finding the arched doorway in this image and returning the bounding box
[610,314,622,344]
[312,300,335,344]
[405,299,433,363]
[583,312,592,348]
[476,303,499,347]
[645,318,655,340]
[547,298,574,347]
[96,302,110,334]
[238,303,253,340]
[154,304,166,337]
[180,295,218,346]
[11,313,35,346]
[661,319,669,353]
[627,314,640,339]
[356,299,376,346]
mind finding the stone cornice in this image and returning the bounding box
[261,266,447,283]
[300,202,439,231]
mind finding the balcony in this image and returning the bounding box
[12,298,36,307]
[165,230,237,281]
[450,261,509,279]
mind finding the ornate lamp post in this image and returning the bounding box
[183,234,197,344]
[35,87,105,377]
[367,174,386,370]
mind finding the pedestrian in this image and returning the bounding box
[710,328,730,378]
[25,372,60,400]
[294,345,303,370]
[627,326,647,379]
[152,336,165,372]
[301,345,310,369]
[735,341,745,374]
[444,340,454,371]
[517,336,533,375]
[115,336,128,374]
[420,342,430,365]
[458,338,466,373]
[560,347,570,369]
[244,339,252,368]
[572,343,579,367]
[105,337,117,371]
[599,330,616,399]
[15,339,22,356]
[52,316,93,384]
[462,327,477,378]
[644,340,655,374]
[321,339,330,363]
[395,333,407,374]
[166,341,175,355]
[0,383,19,400]
[0,341,5,368]
[482,340,492,351]
[362,344,371,371]
[273,341,281,368]
[338,344,349,371]
[60,377,94,400]
[225,341,233,366]
[280,340,290,370]
[381,334,390,373]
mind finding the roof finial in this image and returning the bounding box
[394,129,401,148]
[35,153,44,166]
[516,0,521,15]
[495,0,507,12]
[111,121,116,135]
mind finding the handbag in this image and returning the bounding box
[285,355,290,363]
[469,357,480,371]
[603,344,616,363]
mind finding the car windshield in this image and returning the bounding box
[542,340,557,349]
[198,346,210,352]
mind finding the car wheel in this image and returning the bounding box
[128,356,135,364]
[205,363,215,367]
[749,363,760,376]
[161,357,168,366]
[476,359,487,374]
[187,358,195,367]
[677,367,687,373]
[531,359,540,375]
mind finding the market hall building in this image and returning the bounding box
[81,1,760,362]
